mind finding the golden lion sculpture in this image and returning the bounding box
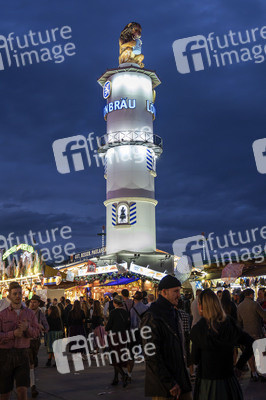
[119,22,144,68]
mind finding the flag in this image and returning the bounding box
[221,263,244,284]
[87,259,97,273]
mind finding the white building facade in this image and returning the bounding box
[98,63,162,254]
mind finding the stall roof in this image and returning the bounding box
[44,265,67,279]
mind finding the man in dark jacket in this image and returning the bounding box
[141,275,192,400]
[64,299,72,337]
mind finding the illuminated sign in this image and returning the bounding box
[103,98,136,118]
[2,244,34,260]
[146,100,156,119]
[130,263,167,280]
[78,264,118,276]
[103,81,111,99]
[74,247,106,261]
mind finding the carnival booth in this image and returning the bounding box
[0,244,67,302]
[57,249,172,301]
[190,257,266,297]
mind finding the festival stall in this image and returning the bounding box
[57,250,170,301]
[190,258,266,296]
[0,244,67,302]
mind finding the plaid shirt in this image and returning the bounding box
[0,304,40,349]
[177,309,191,334]
[33,308,49,335]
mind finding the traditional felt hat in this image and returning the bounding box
[30,294,45,307]
[158,275,181,291]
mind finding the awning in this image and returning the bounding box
[98,277,140,286]
[43,265,67,279]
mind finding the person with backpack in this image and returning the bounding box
[130,291,148,329]
[128,291,148,382]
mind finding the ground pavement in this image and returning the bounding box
[8,344,266,399]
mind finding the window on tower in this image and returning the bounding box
[117,203,129,224]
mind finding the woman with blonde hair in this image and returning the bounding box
[190,289,254,400]
[81,300,89,319]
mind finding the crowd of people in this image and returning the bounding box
[0,280,265,400]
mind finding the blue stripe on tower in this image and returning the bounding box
[112,204,117,226]
[129,203,137,225]
[146,149,153,171]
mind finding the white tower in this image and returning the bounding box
[98,63,162,255]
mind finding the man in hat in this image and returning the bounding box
[141,275,192,400]
[29,295,49,397]
[0,281,40,400]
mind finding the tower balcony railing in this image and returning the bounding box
[97,130,163,156]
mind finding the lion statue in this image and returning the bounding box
[119,22,144,68]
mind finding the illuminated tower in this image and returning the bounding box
[97,25,162,255]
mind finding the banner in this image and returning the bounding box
[129,262,167,280]
[78,264,118,276]
[73,247,106,261]
[2,244,34,260]
[221,263,244,284]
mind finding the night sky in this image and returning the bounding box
[1,1,266,265]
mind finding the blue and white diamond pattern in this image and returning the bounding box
[129,202,137,225]
[146,149,153,171]
[112,204,117,226]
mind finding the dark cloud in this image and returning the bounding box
[0,1,265,262]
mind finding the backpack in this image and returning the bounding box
[131,306,148,345]
[132,305,148,325]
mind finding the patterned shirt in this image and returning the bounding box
[0,304,40,348]
[34,308,49,334]
[178,309,191,334]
